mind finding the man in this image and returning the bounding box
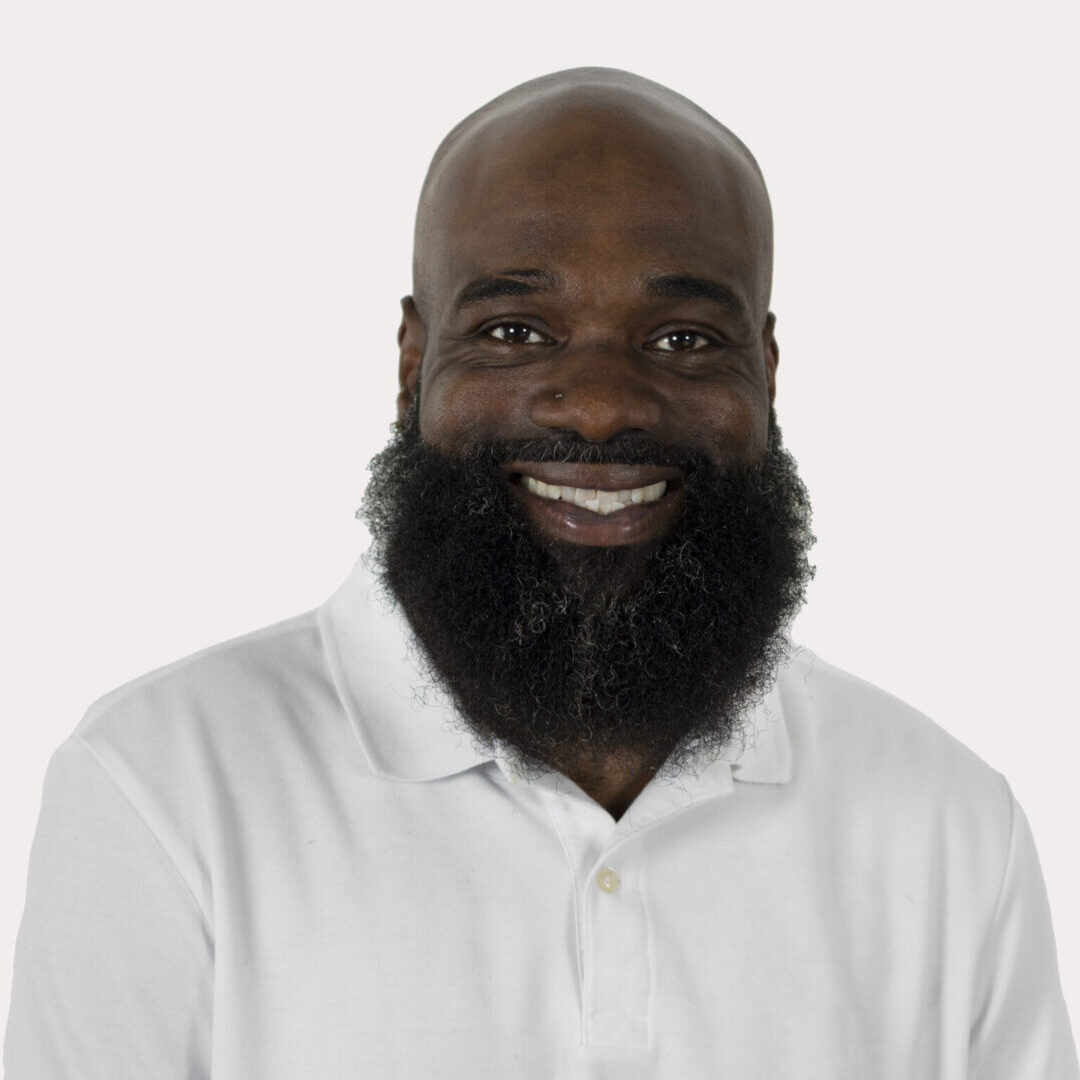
[5,67,1076,1078]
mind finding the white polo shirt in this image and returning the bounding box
[5,557,1078,1078]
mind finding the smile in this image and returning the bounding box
[522,475,668,516]
[505,461,683,546]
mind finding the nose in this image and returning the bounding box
[529,345,663,442]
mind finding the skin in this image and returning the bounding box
[396,71,779,818]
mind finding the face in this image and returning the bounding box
[399,105,779,549]
[365,95,811,784]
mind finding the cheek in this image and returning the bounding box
[418,367,533,452]
[677,389,770,464]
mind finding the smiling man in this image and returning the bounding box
[6,68,1077,1079]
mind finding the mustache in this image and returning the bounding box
[449,434,709,471]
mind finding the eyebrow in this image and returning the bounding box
[452,269,558,311]
[644,273,747,317]
[450,268,749,319]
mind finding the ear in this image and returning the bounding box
[762,311,779,405]
[396,296,426,420]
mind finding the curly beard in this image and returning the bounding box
[360,396,814,782]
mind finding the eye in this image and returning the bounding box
[485,322,548,345]
[648,329,717,352]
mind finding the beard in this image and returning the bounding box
[360,396,814,783]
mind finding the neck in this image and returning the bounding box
[562,751,662,821]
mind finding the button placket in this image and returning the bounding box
[537,778,654,1049]
[584,852,649,1047]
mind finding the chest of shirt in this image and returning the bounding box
[198,762,983,1079]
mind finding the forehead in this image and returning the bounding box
[419,99,770,311]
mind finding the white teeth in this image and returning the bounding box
[522,475,668,515]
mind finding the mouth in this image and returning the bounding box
[521,474,668,515]
[504,462,684,546]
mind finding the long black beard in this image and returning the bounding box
[361,399,814,781]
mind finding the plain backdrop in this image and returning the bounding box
[2,0,1077,1055]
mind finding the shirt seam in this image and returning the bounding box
[72,733,214,937]
[982,773,1017,950]
[968,770,1016,1049]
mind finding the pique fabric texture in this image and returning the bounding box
[5,557,1078,1078]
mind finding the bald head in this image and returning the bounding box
[411,67,773,323]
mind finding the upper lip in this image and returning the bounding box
[503,462,683,491]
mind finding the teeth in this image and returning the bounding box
[522,475,667,515]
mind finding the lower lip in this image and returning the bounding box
[509,478,683,547]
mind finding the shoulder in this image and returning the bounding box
[778,645,998,774]
[75,608,328,757]
[776,646,1011,835]
[52,607,353,911]
[68,608,345,844]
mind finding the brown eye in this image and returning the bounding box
[487,323,546,345]
[651,330,713,352]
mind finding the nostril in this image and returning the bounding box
[530,380,663,441]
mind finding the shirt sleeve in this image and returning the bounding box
[4,736,213,1078]
[968,781,1079,1079]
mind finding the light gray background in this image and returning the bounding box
[2,0,1077,1053]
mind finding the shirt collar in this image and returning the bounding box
[318,556,793,787]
